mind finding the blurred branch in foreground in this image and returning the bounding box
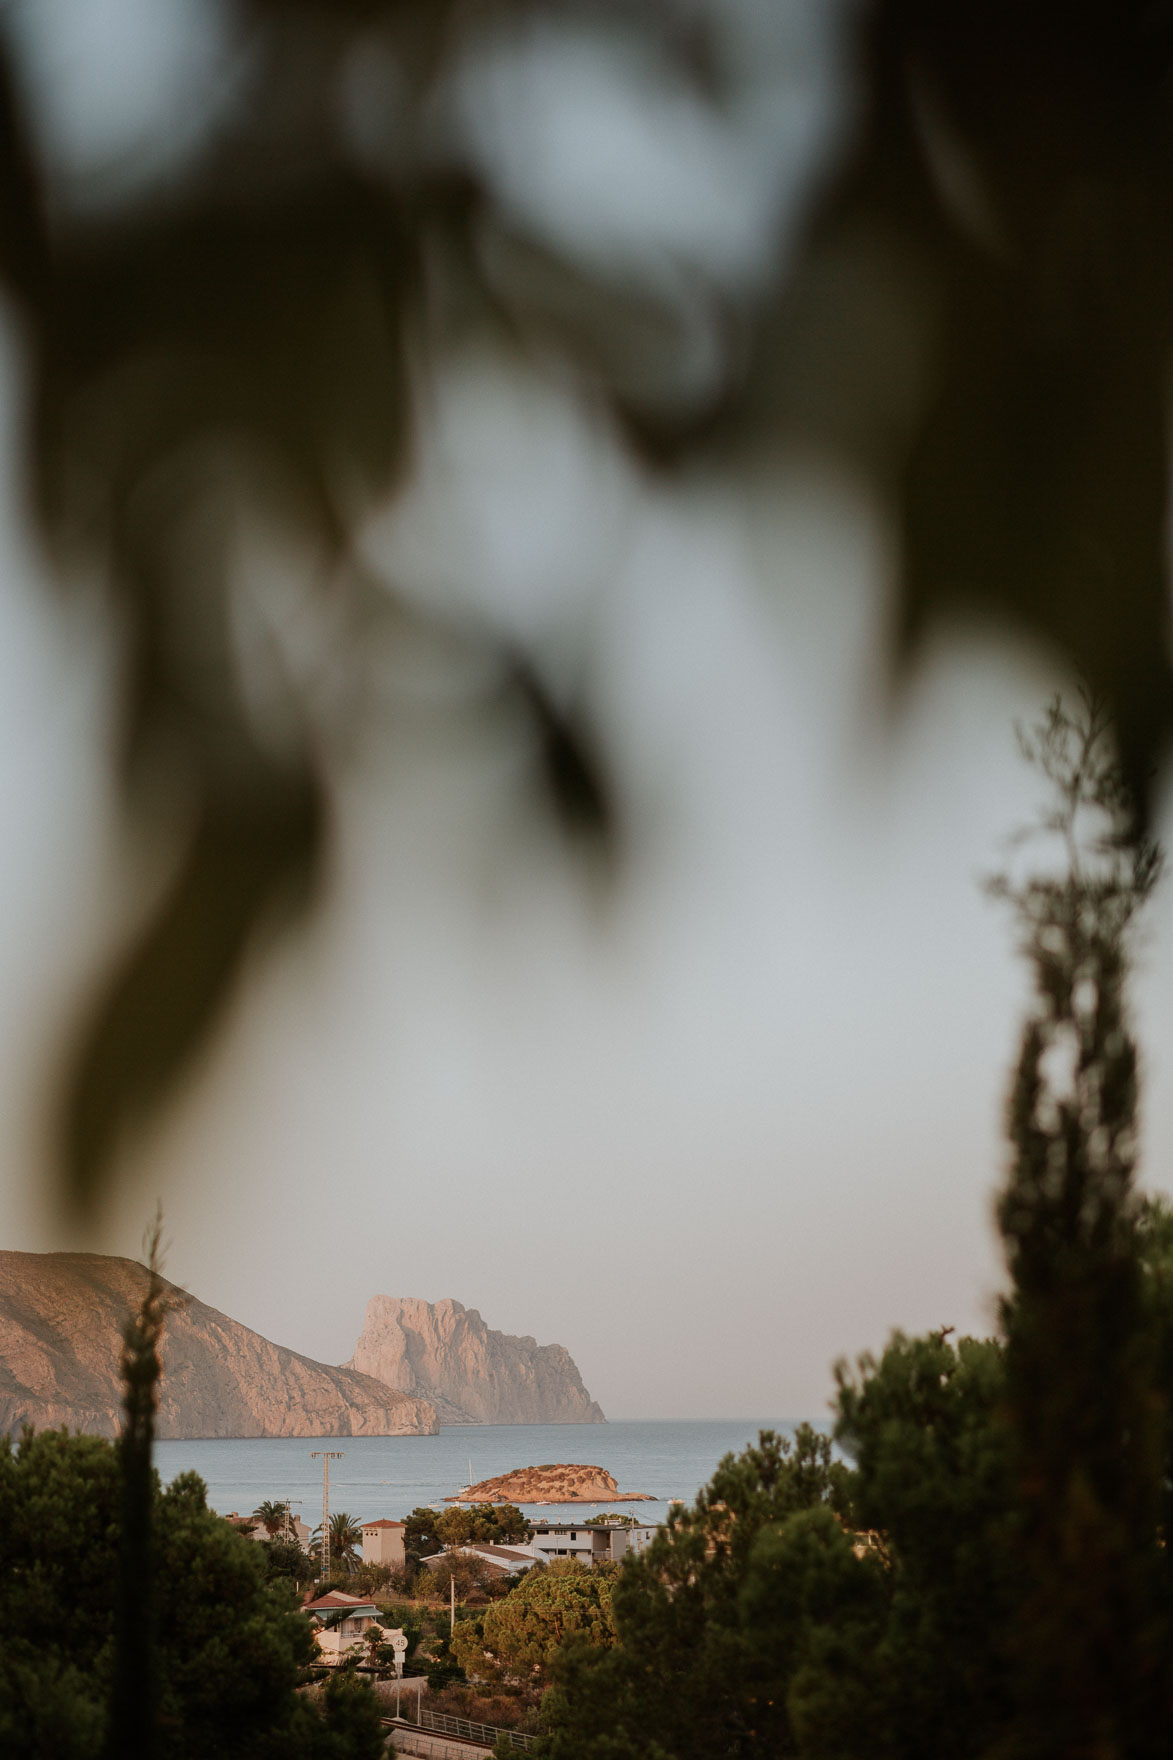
[0,2,1169,1206]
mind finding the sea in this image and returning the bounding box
[152,1419,796,1525]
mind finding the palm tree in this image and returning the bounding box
[312,1510,364,1576]
[253,1499,289,1540]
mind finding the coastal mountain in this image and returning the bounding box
[0,1251,437,1439]
[347,1295,605,1425]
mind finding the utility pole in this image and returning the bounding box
[310,1451,344,1580]
[281,1498,303,1544]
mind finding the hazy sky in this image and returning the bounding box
[5,0,1173,1424]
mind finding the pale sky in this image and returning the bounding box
[4,0,1173,1424]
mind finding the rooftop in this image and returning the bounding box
[361,1519,405,1530]
[303,1591,377,1613]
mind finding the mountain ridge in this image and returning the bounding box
[0,1251,437,1439]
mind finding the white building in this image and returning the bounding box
[524,1520,660,1566]
[303,1590,404,1667]
[361,1518,406,1570]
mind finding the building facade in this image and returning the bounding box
[361,1518,407,1570]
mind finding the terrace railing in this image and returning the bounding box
[387,1707,535,1751]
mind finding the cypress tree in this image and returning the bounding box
[990,693,1166,1758]
[105,1213,173,1760]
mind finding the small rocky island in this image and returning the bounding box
[447,1463,652,1504]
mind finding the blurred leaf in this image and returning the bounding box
[509,655,615,853]
[0,0,1170,1205]
[0,32,47,314]
[763,1,1173,807]
[64,766,324,1207]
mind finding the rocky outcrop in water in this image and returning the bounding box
[447,1463,648,1503]
[0,1251,437,1439]
[347,1295,605,1425]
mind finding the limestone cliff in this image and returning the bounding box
[0,1251,437,1439]
[347,1296,605,1425]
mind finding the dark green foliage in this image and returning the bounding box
[454,1561,615,1687]
[423,1614,466,1693]
[108,1214,172,1760]
[0,1428,382,1759]
[537,1426,850,1760]
[538,1360,1022,1760]
[474,1503,532,1545]
[818,1331,1019,1759]
[283,1672,387,1760]
[311,1510,363,1575]
[991,696,1167,1757]
[377,1605,424,1669]
[425,1656,465,1692]
[435,1503,533,1549]
[263,1538,316,1589]
[0,1428,120,1760]
[254,1499,292,1539]
[403,1506,442,1569]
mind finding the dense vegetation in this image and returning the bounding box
[0,1428,385,1760]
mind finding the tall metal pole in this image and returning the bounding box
[310,1451,344,1580]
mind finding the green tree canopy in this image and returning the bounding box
[435,1507,474,1549]
[436,1503,532,1549]
[312,1511,363,1578]
[471,1504,532,1545]
[403,1507,442,1568]
[456,1560,616,1689]
[0,1429,383,1760]
[537,1426,850,1760]
[253,1499,291,1540]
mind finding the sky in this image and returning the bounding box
[4,0,1173,1424]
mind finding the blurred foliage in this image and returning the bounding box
[2,1,1172,1200]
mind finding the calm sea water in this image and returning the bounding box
[152,1420,795,1524]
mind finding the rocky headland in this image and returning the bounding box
[347,1295,604,1426]
[0,1251,437,1439]
[447,1463,650,1504]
